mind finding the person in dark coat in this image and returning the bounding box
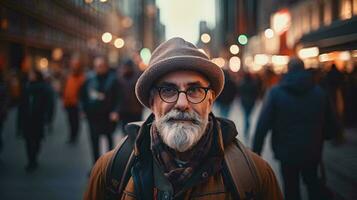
[21,69,53,172]
[215,69,237,118]
[321,64,345,143]
[238,72,260,138]
[0,71,9,153]
[80,56,121,164]
[117,58,143,132]
[252,58,339,200]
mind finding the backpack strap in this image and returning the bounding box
[224,139,260,200]
[105,121,143,200]
[105,120,260,200]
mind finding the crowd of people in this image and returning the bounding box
[0,54,144,172]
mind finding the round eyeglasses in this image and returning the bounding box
[155,86,211,104]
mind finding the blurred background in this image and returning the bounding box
[0,0,356,200]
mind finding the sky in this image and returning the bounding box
[156,0,216,44]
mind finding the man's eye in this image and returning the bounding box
[161,87,177,94]
[187,87,201,94]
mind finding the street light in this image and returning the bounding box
[102,32,112,43]
[114,38,125,48]
[229,56,241,72]
[140,48,151,65]
[211,57,225,68]
[201,33,211,43]
[238,34,248,45]
[264,28,274,39]
[229,44,240,55]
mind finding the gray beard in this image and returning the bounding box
[155,109,208,152]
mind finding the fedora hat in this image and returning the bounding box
[135,37,225,108]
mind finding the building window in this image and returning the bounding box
[353,0,357,15]
[324,0,333,26]
[340,0,353,20]
[311,4,320,30]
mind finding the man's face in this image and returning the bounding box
[151,70,214,152]
[70,58,81,72]
[94,57,108,75]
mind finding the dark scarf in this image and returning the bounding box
[150,116,220,192]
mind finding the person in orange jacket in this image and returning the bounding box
[63,56,85,144]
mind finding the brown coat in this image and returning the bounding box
[84,146,282,200]
[83,116,282,200]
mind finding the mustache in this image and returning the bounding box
[162,110,201,125]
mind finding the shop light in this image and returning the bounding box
[272,9,291,35]
[298,47,319,59]
[254,54,270,66]
[201,33,211,43]
[339,51,351,61]
[318,53,332,62]
[211,57,225,68]
[114,38,125,48]
[272,55,289,65]
[229,56,241,72]
[102,32,112,43]
[229,44,240,55]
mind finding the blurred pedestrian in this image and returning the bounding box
[80,56,121,164]
[0,70,9,153]
[322,64,345,144]
[238,72,260,139]
[20,69,53,172]
[117,58,143,132]
[253,58,340,200]
[215,69,237,118]
[43,71,56,134]
[62,56,85,144]
[16,55,31,137]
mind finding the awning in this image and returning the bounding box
[299,16,357,53]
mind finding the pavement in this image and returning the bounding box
[0,98,356,200]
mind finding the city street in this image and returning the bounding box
[0,98,356,200]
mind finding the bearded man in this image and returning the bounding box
[84,37,283,200]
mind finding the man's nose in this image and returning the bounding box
[174,92,189,111]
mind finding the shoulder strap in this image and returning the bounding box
[105,121,143,200]
[224,139,260,200]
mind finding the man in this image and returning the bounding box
[84,38,282,200]
[80,56,121,164]
[253,58,339,200]
[63,55,85,144]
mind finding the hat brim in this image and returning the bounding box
[135,56,225,108]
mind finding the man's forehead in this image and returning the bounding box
[156,70,210,86]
